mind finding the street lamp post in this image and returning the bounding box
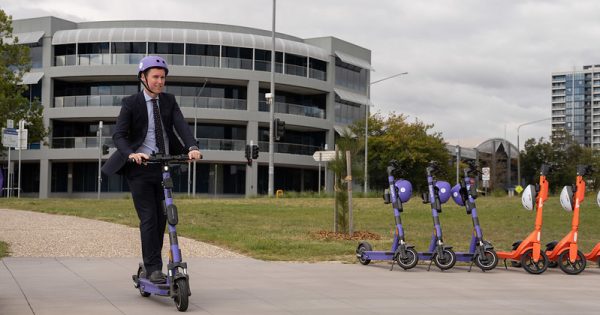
[191,78,208,197]
[268,0,277,197]
[516,117,552,186]
[364,72,408,194]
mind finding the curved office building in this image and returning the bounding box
[8,16,372,198]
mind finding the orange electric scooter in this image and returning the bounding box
[583,188,600,267]
[544,165,590,274]
[496,164,550,274]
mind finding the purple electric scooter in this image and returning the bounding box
[450,162,498,271]
[131,154,196,312]
[356,160,419,270]
[418,161,457,271]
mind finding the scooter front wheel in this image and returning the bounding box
[356,242,373,265]
[174,278,189,312]
[521,249,549,274]
[474,249,498,271]
[433,249,456,270]
[396,247,419,270]
[137,267,150,297]
[558,250,586,275]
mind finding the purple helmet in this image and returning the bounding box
[138,55,169,77]
[394,179,412,203]
[451,184,464,206]
[435,181,452,204]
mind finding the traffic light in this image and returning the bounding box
[102,144,110,155]
[251,144,259,159]
[274,118,285,141]
[245,144,251,164]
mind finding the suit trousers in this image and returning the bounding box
[126,163,166,275]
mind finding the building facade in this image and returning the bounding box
[6,16,372,198]
[551,65,600,147]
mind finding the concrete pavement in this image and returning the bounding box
[1,257,599,315]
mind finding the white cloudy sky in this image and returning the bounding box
[2,0,598,148]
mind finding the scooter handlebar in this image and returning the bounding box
[129,154,203,164]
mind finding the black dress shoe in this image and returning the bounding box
[149,270,167,283]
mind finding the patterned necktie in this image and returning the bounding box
[151,98,166,154]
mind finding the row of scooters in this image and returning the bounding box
[356,161,600,275]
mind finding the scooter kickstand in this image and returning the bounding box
[468,260,474,272]
[503,259,508,269]
[427,259,433,271]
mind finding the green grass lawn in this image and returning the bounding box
[3,195,600,262]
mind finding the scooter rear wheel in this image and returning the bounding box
[356,242,373,265]
[558,250,586,275]
[521,249,549,274]
[174,278,189,312]
[474,249,498,271]
[137,267,151,297]
[433,249,456,270]
[396,247,419,270]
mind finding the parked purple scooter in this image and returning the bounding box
[418,161,457,271]
[450,162,498,271]
[356,160,419,270]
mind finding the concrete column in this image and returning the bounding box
[38,158,50,198]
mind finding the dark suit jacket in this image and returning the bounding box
[101,91,196,176]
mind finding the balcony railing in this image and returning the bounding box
[309,68,326,81]
[54,95,247,110]
[112,53,146,65]
[197,138,246,151]
[186,55,220,67]
[52,137,114,149]
[259,101,325,119]
[54,95,128,107]
[176,96,247,110]
[285,64,307,77]
[53,52,327,81]
[254,60,284,73]
[221,57,253,70]
[50,136,319,156]
[258,141,321,156]
[79,53,111,66]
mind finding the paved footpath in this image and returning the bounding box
[1,209,599,314]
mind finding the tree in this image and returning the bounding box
[328,129,362,234]
[520,137,554,186]
[520,130,600,192]
[352,112,451,192]
[0,9,46,150]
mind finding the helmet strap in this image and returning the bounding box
[139,72,158,96]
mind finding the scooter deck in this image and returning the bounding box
[362,251,395,261]
[132,275,170,296]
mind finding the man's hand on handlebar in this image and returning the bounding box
[188,149,202,161]
[129,152,150,165]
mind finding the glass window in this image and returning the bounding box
[254,49,283,72]
[335,57,368,93]
[78,42,109,54]
[148,42,184,55]
[222,46,252,59]
[51,162,68,192]
[111,42,146,54]
[54,44,76,56]
[186,44,219,56]
[30,46,43,68]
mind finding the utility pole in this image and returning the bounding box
[364,72,408,193]
[97,121,103,199]
[268,0,277,196]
